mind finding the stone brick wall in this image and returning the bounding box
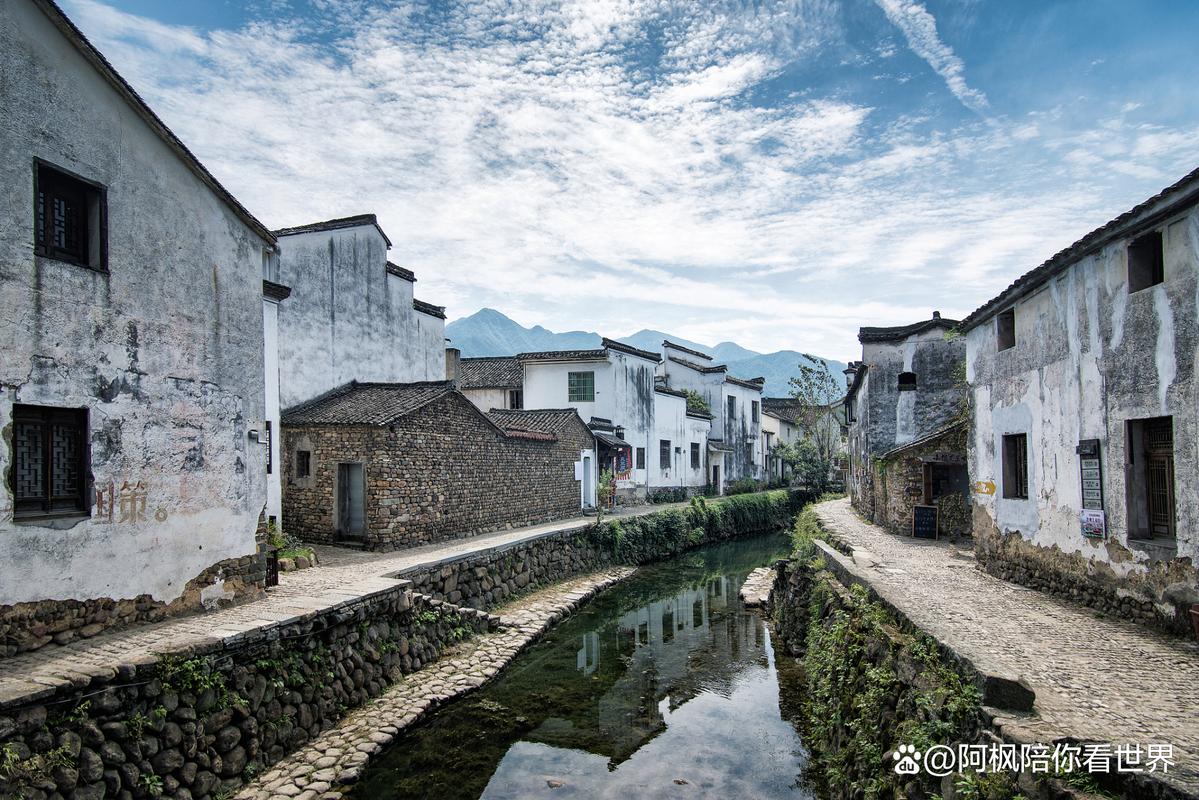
[0,552,266,659]
[853,424,969,539]
[282,393,593,550]
[0,585,494,800]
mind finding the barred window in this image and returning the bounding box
[690,442,700,469]
[659,439,671,471]
[35,161,106,270]
[567,371,595,402]
[11,404,89,518]
[636,447,646,470]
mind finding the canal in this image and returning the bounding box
[351,530,816,800]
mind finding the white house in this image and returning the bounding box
[961,166,1199,634]
[519,339,661,500]
[0,0,275,653]
[657,341,765,488]
[273,216,447,409]
[649,386,713,495]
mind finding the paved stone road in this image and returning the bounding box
[235,568,635,800]
[813,498,1199,795]
[0,504,675,709]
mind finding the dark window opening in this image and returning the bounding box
[508,389,523,409]
[635,447,646,470]
[295,450,311,479]
[1128,230,1165,293]
[997,309,1016,351]
[568,371,595,402]
[1126,416,1175,540]
[726,396,736,421]
[11,404,89,518]
[1002,433,1028,499]
[690,442,700,469]
[34,161,106,270]
[898,372,917,391]
[659,439,671,471]
[265,421,273,474]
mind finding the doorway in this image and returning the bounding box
[337,462,365,541]
[1127,416,1175,540]
[583,454,593,508]
[712,465,721,495]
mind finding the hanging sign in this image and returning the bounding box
[1076,439,1104,511]
[1081,509,1106,539]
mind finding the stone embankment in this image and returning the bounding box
[738,567,775,607]
[772,499,1199,800]
[235,568,634,800]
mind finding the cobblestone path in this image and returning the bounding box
[234,568,635,800]
[813,498,1199,795]
[0,504,675,708]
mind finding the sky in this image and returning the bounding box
[64,0,1199,361]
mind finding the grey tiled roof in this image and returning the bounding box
[458,357,522,389]
[486,408,588,436]
[858,313,959,344]
[662,340,712,361]
[518,348,608,362]
[960,165,1199,331]
[273,213,393,247]
[386,262,416,282]
[668,355,726,374]
[413,298,446,319]
[282,381,452,426]
[762,397,802,421]
[725,375,765,391]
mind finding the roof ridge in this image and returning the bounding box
[273,213,393,247]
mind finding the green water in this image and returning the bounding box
[351,532,815,800]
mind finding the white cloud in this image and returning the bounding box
[872,0,988,113]
[59,0,1199,362]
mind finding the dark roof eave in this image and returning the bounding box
[858,318,960,344]
[413,298,446,319]
[273,213,393,247]
[601,337,662,363]
[262,279,292,301]
[386,262,416,282]
[960,166,1199,331]
[662,340,712,361]
[33,0,275,246]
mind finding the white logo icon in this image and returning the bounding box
[892,744,922,775]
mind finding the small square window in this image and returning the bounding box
[1128,230,1164,292]
[898,372,917,391]
[295,450,312,479]
[1002,433,1028,499]
[11,404,89,518]
[659,439,671,471]
[34,160,106,271]
[690,442,700,469]
[568,371,595,402]
[997,309,1016,352]
[636,447,646,470]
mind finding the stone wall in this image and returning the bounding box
[862,424,970,539]
[974,510,1199,635]
[0,585,494,800]
[283,393,593,550]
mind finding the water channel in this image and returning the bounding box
[352,531,816,800]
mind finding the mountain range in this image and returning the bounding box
[445,308,847,397]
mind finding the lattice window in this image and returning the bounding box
[12,405,88,518]
[34,161,106,270]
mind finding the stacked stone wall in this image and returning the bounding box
[0,586,493,800]
[0,552,266,660]
[283,394,593,550]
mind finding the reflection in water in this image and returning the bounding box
[351,533,814,800]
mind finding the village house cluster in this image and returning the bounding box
[844,169,1199,636]
[0,0,797,655]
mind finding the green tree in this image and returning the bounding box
[787,359,843,490]
[684,389,711,415]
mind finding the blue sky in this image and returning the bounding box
[65,0,1199,361]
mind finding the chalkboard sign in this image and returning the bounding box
[911,505,939,539]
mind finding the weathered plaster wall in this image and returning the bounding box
[967,202,1199,632]
[283,393,594,550]
[720,382,764,481]
[523,353,657,490]
[0,2,268,621]
[274,229,444,409]
[647,392,709,489]
[861,329,965,455]
[461,388,509,413]
[263,297,282,524]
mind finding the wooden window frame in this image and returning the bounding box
[33,159,107,272]
[1002,433,1029,499]
[295,450,312,479]
[1128,230,1164,293]
[659,439,671,471]
[690,442,701,469]
[11,404,90,519]
[567,371,595,403]
[997,309,1016,352]
[635,447,646,470]
[508,389,523,410]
